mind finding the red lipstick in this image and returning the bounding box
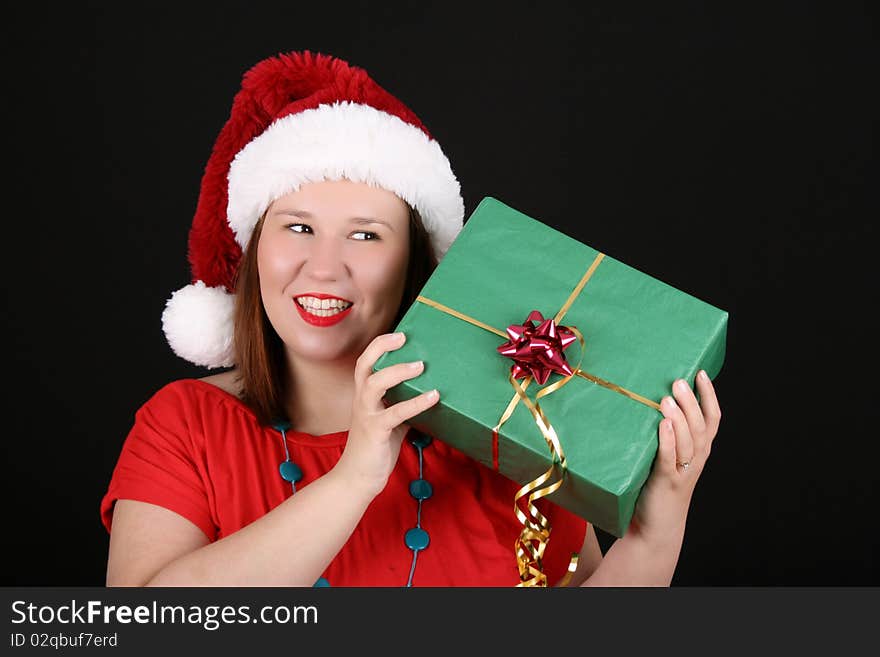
[294,293,354,328]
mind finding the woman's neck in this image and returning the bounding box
[285,355,357,436]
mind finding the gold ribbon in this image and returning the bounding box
[505,332,584,587]
[415,252,660,586]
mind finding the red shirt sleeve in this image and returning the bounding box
[99,382,218,541]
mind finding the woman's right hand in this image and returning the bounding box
[333,331,440,499]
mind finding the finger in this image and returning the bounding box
[695,370,722,439]
[354,332,406,385]
[672,378,706,438]
[366,360,425,406]
[656,418,677,478]
[661,395,694,469]
[383,388,440,430]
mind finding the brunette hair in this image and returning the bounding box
[231,205,438,426]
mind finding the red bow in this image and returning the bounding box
[497,311,578,385]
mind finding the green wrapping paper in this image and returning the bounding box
[373,197,728,538]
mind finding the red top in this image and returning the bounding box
[100,379,587,586]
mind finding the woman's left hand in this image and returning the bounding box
[629,370,722,544]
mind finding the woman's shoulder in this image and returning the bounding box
[141,371,252,419]
[196,370,243,400]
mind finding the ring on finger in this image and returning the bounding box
[676,460,691,470]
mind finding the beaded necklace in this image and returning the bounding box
[272,421,433,587]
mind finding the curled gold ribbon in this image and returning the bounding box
[509,326,585,586]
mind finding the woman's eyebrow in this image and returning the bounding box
[273,209,313,218]
[350,217,394,231]
[274,209,394,231]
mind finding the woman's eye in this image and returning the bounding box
[287,223,313,234]
[352,231,379,241]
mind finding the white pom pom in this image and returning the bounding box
[161,281,236,369]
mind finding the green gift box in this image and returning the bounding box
[374,197,727,538]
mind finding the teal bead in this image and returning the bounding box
[409,478,433,500]
[313,577,331,587]
[271,420,292,432]
[409,432,432,448]
[405,527,430,551]
[279,460,302,483]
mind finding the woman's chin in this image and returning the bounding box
[287,339,363,365]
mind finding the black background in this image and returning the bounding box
[1,1,876,586]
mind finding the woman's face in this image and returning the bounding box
[257,179,411,364]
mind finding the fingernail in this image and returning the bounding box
[698,370,708,381]
[675,379,688,392]
[395,332,406,340]
[411,360,424,370]
[662,396,677,410]
[428,389,439,399]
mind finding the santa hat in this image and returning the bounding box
[161,51,464,369]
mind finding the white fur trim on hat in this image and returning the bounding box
[161,281,236,369]
[227,101,464,261]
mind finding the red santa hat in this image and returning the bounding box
[161,51,464,369]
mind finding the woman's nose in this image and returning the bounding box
[303,237,347,280]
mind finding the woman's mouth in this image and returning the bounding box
[294,296,354,327]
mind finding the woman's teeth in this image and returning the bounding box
[296,297,352,317]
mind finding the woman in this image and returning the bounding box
[101,50,721,587]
